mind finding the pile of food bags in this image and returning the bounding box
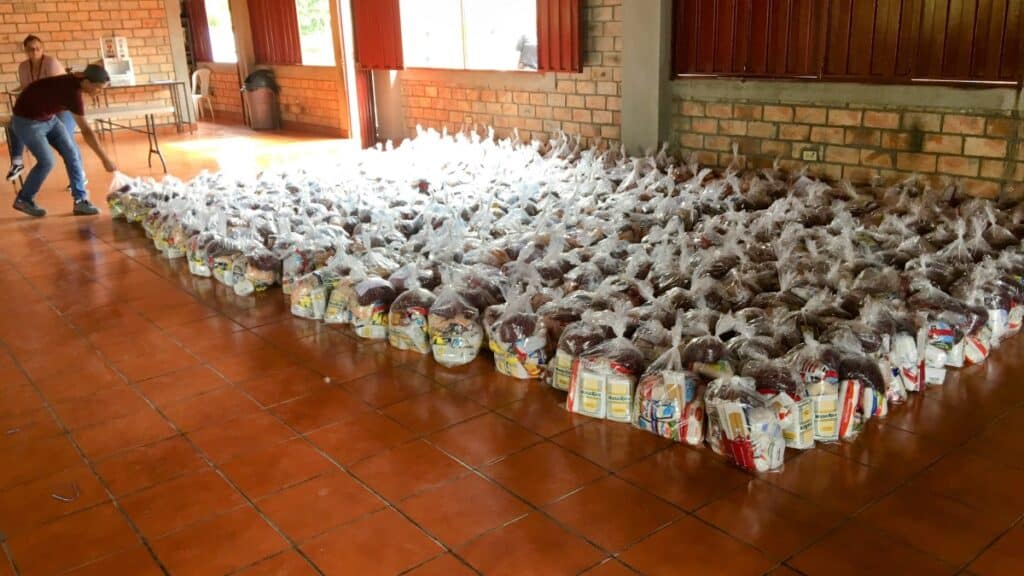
[107,125,1024,473]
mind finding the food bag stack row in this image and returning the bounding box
[108,126,1024,473]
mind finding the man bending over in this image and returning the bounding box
[9,64,117,217]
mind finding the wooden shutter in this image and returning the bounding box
[673,0,826,78]
[351,0,404,69]
[537,0,582,72]
[822,0,922,81]
[247,0,302,65]
[188,0,213,63]
[913,0,1022,83]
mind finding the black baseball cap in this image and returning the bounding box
[82,64,110,84]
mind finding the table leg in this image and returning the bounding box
[170,83,182,134]
[186,82,195,134]
[147,114,167,173]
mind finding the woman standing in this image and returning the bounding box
[7,35,78,182]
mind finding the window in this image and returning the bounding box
[296,0,335,66]
[399,0,538,71]
[205,0,237,63]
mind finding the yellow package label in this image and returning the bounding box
[812,395,839,441]
[605,374,633,423]
[553,351,573,391]
[781,397,815,449]
[579,371,605,418]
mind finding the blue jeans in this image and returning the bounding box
[11,114,87,202]
[10,111,77,163]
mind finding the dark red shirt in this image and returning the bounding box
[13,74,84,121]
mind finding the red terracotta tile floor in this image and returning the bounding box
[0,124,1023,575]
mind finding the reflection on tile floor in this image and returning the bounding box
[0,124,1022,575]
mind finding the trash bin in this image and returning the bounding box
[241,69,280,131]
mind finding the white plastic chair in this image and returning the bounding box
[191,68,214,121]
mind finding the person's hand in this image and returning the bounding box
[103,158,117,172]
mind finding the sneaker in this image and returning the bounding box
[12,198,46,217]
[6,164,24,182]
[73,199,100,216]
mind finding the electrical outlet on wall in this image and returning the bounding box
[801,148,819,162]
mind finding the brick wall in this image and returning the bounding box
[204,65,243,122]
[672,97,1023,199]
[400,0,622,145]
[200,65,345,135]
[0,0,179,130]
[276,73,344,136]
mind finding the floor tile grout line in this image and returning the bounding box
[0,341,174,576]
[179,317,655,571]
[57,277,337,576]
[5,252,327,574]
[206,368,487,575]
[0,542,18,576]
[75,279,500,576]
[774,413,1015,571]
[952,513,1024,573]
[90,358,327,573]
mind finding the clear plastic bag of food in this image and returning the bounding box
[632,319,672,366]
[291,268,339,320]
[832,336,888,440]
[725,315,778,374]
[388,273,436,354]
[187,230,216,277]
[324,257,367,325]
[783,335,840,443]
[428,268,484,367]
[704,376,785,472]
[207,236,243,286]
[106,171,134,219]
[350,276,397,340]
[567,307,645,423]
[549,313,611,392]
[242,246,280,294]
[743,359,814,450]
[633,314,705,445]
[680,314,734,380]
[488,288,548,379]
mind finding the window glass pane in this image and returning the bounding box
[462,0,536,71]
[296,0,335,66]
[400,0,464,69]
[205,0,237,63]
